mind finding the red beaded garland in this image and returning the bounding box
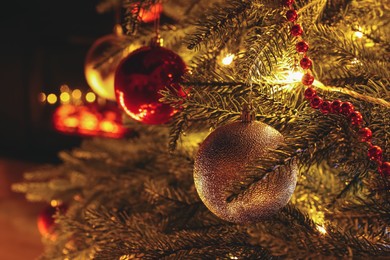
[368,145,382,162]
[291,24,303,36]
[380,162,390,177]
[310,96,323,109]
[300,57,312,69]
[358,127,372,142]
[349,111,363,126]
[282,0,294,6]
[340,102,354,116]
[331,100,342,113]
[284,1,387,177]
[296,41,309,53]
[286,10,298,22]
[304,87,316,100]
[302,73,314,86]
[320,100,331,114]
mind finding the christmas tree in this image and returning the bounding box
[13,0,389,259]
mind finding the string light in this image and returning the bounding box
[286,70,304,82]
[316,225,327,235]
[60,92,71,103]
[38,92,46,103]
[60,84,70,93]
[221,53,235,66]
[86,92,97,103]
[72,89,82,99]
[47,94,58,104]
[354,31,363,39]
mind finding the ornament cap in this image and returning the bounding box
[241,104,256,123]
[150,35,164,47]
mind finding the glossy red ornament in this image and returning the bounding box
[300,57,312,69]
[341,102,354,116]
[286,10,298,22]
[349,111,363,126]
[37,204,67,237]
[296,41,309,53]
[358,127,372,142]
[310,96,323,109]
[302,73,314,86]
[115,45,186,125]
[368,145,382,162]
[291,24,303,36]
[320,100,331,114]
[331,100,342,113]
[282,0,294,6]
[380,162,390,177]
[304,87,316,100]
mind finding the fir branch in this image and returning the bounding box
[186,0,251,50]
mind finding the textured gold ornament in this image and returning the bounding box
[194,120,298,223]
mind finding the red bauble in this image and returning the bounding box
[349,111,363,126]
[296,41,309,53]
[341,102,354,116]
[302,73,314,86]
[368,145,382,162]
[115,46,186,125]
[358,127,372,142]
[320,100,331,114]
[291,24,303,36]
[286,10,298,22]
[310,96,323,109]
[132,3,163,23]
[304,87,316,100]
[300,57,312,69]
[331,100,342,113]
[37,204,67,237]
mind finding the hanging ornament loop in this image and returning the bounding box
[241,104,256,123]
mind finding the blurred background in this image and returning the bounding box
[0,1,115,258]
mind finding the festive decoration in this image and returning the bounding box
[283,1,388,177]
[132,2,163,23]
[194,117,298,223]
[84,25,131,100]
[115,44,186,125]
[53,103,127,138]
[37,203,67,237]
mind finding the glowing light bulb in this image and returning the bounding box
[86,92,96,103]
[60,92,71,103]
[286,70,304,82]
[316,225,327,235]
[60,84,70,93]
[72,89,82,99]
[221,53,235,66]
[38,92,46,103]
[47,94,57,104]
[354,31,363,39]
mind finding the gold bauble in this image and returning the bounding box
[84,26,132,100]
[194,120,298,224]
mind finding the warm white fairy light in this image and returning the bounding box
[316,225,327,235]
[354,31,363,39]
[286,70,304,82]
[221,53,235,66]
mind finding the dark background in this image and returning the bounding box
[0,0,115,163]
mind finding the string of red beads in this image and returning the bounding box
[283,0,389,177]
